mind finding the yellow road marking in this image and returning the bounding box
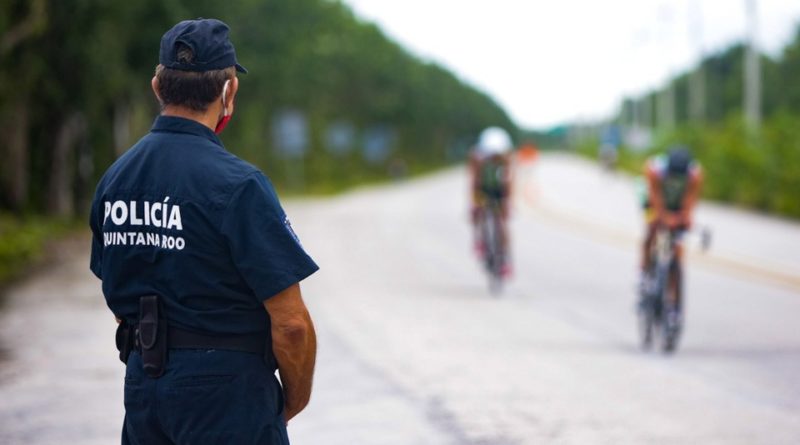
[515,175,800,293]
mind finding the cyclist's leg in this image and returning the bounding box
[642,219,657,271]
[497,195,512,275]
[499,196,509,250]
[639,215,658,298]
[472,194,486,255]
[670,229,687,309]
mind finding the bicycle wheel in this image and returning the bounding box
[488,270,503,295]
[483,206,504,296]
[637,301,654,350]
[661,261,683,353]
[637,269,657,350]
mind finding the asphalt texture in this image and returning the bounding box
[1,153,799,444]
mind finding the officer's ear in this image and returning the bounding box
[151,76,163,105]
[225,76,239,115]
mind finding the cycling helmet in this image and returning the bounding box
[477,127,513,156]
[666,145,692,175]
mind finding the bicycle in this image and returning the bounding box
[599,143,618,172]
[638,226,684,353]
[478,199,505,296]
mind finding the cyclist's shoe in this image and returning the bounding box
[500,262,513,278]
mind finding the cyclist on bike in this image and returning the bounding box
[640,146,703,310]
[469,126,514,276]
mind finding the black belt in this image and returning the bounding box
[134,325,267,355]
[116,296,275,378]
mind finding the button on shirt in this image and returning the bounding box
[89,116,318,336]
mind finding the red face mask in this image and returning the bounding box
[214,80,232,135]
[215,114,231,135]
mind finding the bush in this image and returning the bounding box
[0,215,72,284]
[573,112,800,219]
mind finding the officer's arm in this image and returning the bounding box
[263,283,317,423]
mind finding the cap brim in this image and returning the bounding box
[235,63,248,74]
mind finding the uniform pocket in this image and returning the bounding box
[123,373,146,412]
[170,374,235,387]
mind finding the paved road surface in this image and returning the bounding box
[1,153,799,444]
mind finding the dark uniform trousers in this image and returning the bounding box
[122,349,289,445]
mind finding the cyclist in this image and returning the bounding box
[640,146,703,317]
[599,142,619,171]
[469,126,514,276]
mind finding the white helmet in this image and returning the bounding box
[477,126,513,156]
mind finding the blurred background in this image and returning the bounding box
[1,1,800,444]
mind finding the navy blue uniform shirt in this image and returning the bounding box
[89,116,318,336]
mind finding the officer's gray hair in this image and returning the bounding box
[155,43,236,113]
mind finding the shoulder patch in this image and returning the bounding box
[284,216,302,245]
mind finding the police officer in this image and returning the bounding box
[89,18,318,444]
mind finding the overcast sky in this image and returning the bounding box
[342,0,800,129]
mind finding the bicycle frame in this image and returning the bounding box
[479,199,504,295]
[640,226,683,352]
[652,228,677,299]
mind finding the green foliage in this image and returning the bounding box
[776,26,800,113]
[762,113,800,216]
[0,0,516,211]
[602,24,800,220]
[0,0,517,282]
[0,215,72,284]
[578,113,800,219]
[653,115,800,218]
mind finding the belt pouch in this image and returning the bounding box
[115,319,133,364]
[138,295,168,378]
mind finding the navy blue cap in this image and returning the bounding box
[159,18,247,73]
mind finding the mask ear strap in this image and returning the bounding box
[221,80,231,116]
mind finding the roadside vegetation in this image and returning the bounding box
[577,114,800,219]
[0,216,76,285]
[0,0,516,284]
[575,26,800,219]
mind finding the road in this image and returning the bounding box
[1,153,799,444]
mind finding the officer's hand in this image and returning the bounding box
[264,283,316,424]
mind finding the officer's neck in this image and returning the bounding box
[161,105,219,132]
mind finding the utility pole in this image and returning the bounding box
[642,94,652,130]
[744,0,761,132]
[688,0,706,123]
[658,82,676,132]
[655,2,676,133]
[631,97,640,129]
